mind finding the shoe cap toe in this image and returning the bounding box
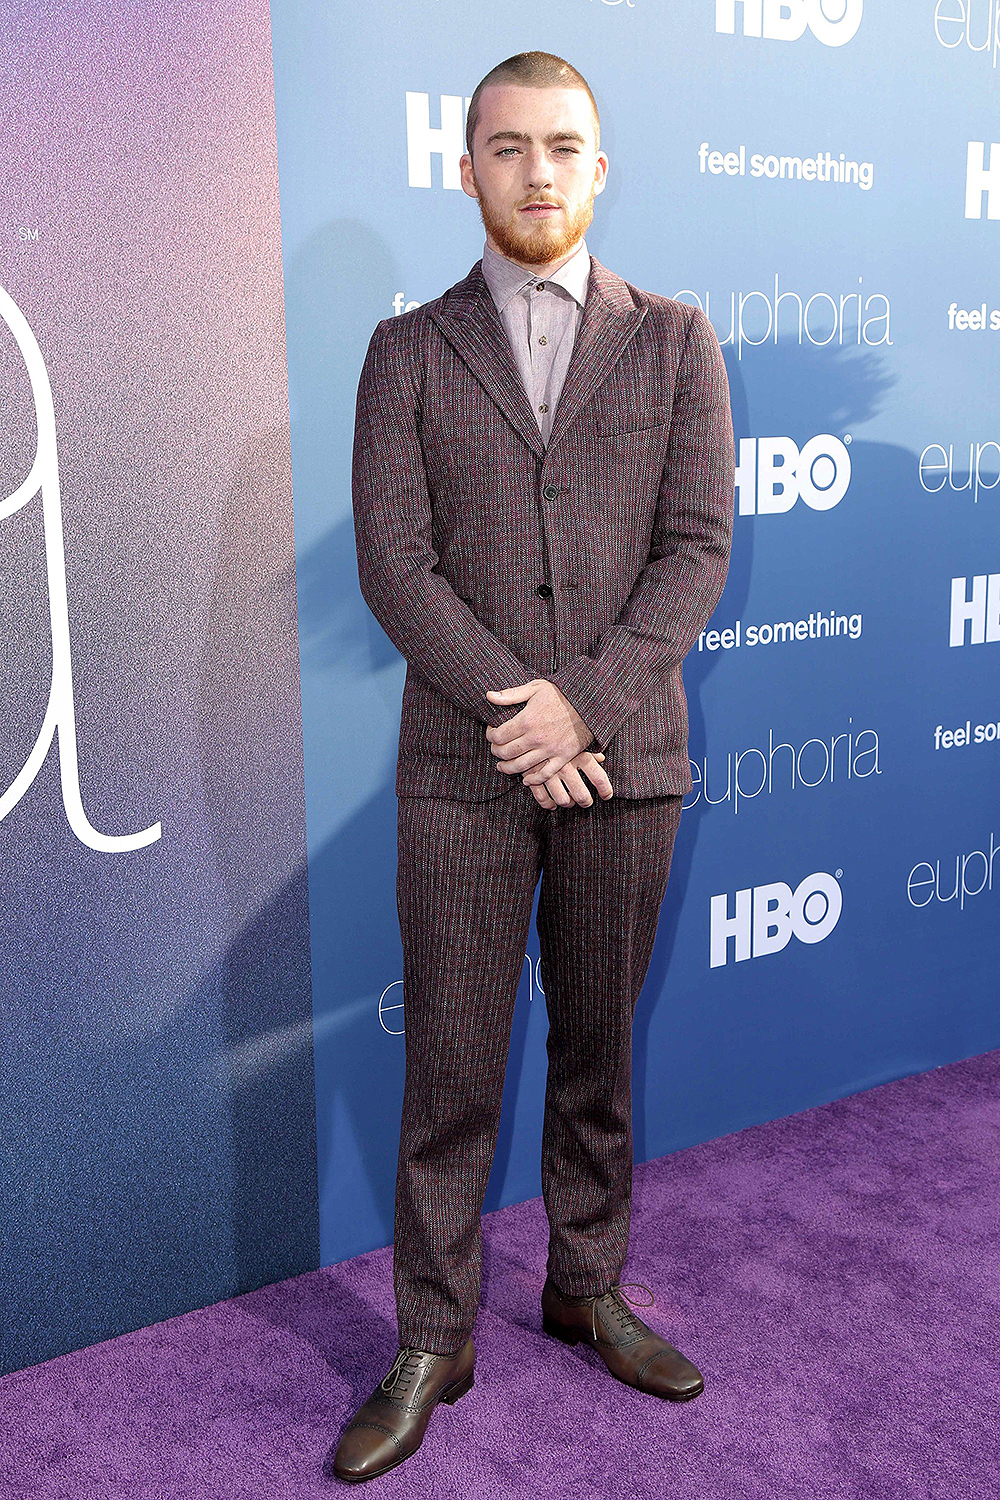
[330,1420,402,1479]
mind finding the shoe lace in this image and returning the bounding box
[379,1346,428,1400]
[592,1280,656,1343]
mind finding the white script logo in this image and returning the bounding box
[687,717,879,815]
[378,953,542,1035]
[949,573,1000,645]
[736,435,851,515]
[716,0,863,46]
[908,832,999,911]
[920,441,1000,503]
[675,276,892,359]
[710,870,843,967]
[0,285,160,852]
[934,0,1000,67]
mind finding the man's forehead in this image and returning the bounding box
[477,82,593,127]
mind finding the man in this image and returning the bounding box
[330,51,734,1484]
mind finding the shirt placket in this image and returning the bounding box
[526,282,556,444]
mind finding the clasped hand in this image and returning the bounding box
[484,680,613,810]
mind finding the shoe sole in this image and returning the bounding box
[332,1370,475,1483]
[542,1314,704,1402]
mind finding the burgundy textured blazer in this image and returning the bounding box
[351,254,735,801]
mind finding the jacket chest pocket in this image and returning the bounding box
[597,402,672,437]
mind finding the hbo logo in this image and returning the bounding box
[949,573,1000,647]
[716,0,864,46]
[735,435,851,516]
[710,871,843,968]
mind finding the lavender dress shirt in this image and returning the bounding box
[480,237,590,447]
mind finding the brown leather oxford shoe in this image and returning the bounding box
[541,1276,704,1401]
[328,1339,475,1483]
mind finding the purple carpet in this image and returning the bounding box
[3,1050,998,1499]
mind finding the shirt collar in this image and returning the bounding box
[481,236,590,314]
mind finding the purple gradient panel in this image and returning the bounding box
[0,2,317,1375]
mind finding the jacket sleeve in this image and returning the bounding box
[547,306,735,752]
[352,316,536,729]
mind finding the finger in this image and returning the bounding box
[490,734,540,762]
[577,755,614,799]
[498,746,558,775]
[486,718,531,748]
[485,682,538,703]
[530,782,557,809]
[544,773,575,808]
[521,754,571,785]
[522,746,601,785]
[558,765,594,808]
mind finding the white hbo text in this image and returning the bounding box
[949,573,1000,645]
[735,435,851,514]
[710,872,843,968]
[965,142,1000,218]
[716,0,864,45]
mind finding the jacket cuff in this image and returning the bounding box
[549,655,624,753]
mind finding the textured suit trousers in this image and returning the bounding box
[393,783,683,1354]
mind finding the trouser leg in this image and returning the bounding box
[536,793,683,1297]
[393,789,543,1353]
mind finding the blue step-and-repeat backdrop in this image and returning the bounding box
[3,2,997,1376]
[271,2,999,1268]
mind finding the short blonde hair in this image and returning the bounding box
[466,51,600,162]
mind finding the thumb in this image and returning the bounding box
[486,682,535,701]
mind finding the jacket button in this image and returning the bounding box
[537,582,553,598]
[542,483,559,500]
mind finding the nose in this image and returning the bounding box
[524,147,554,192]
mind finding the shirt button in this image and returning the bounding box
[542,484,559,500]
[535,283,545,291]
[538,335,548,345]
[537,582,553,598]
[538,402,548,413]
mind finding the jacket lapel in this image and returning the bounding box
[428,254,648,460]
[429,260,546,458]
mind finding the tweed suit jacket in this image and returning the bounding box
[352,254,735,800]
